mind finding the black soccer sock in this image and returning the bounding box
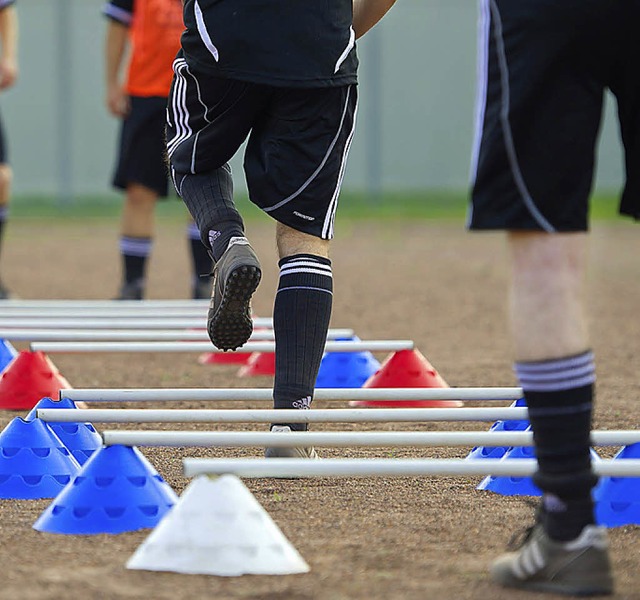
[515,351,598,541]
[187,221,213,277]
[0,205,7,258]
[207,222,247,263]
[175,165,245,261]
[120,236,152,285]
[272,254,333,431]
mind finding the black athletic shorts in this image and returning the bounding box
[470,0,640,232]
[0,108,7,165]
[112,95,170,197]
[167,57,358,240]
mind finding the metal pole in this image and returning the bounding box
[38,406,531,423]
[364,27,383,202]
[183,458,640,479]
[56,0,73,205]
[101,429,640,448]
[60,386,523,403]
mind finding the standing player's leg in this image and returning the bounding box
[187,219,214,300]
[0,163,12,299]
[0,109,12,298]
[112,96,171,300]
[469,1,615,594]
[118,183,157,300]
[490,231,612,595]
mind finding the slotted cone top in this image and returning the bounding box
[351,349,461,408]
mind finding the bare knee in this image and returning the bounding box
[276,222,330,259]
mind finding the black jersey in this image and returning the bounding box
[180,0,358,88]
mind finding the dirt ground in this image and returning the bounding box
[0,217,638,600]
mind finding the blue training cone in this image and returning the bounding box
[0,339,17,373]
[466,398,529,461]
[26,397,101,466]
[316,336,380,388]
[595,443,640,527]
[476,444,541,496]
[0,417,81,499]
[478,447,601,497]
[33,444,178,535]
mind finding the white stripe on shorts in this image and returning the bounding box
[167,60,192,159]
[322,94,357,239]
[263,85,355,215]
[488,0,555,232]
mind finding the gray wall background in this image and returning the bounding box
[2,0,624,199]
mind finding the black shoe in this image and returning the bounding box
[115,279,144,300]
[207,237,261,351]
[192,277,213,300]
[0,282,12,300]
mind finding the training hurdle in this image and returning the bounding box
[0,328,354,342]
[0,308,211,318]
[31,340,414,354]
[0,299,209,308]
[38,407,530,423]
[182,457,640,479]
[0,317,273,329]
[60,386,523,403]
[100,430,640,448]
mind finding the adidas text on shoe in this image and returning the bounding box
[207,237,261,351]
[264,425,319,459]
[491,524,614,596]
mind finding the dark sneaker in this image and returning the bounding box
[207,236,261,351]
[0,281,12,299]
[491,523,614,596]
[115,279,144,300]
[264,425,319,459]
[192,277,213,300]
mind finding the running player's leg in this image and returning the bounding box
[243,84,357,456]
[167,61,266,348]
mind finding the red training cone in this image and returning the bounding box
[350,349,462,408]
[199,351,252,366]
[237,352,276,377]
[0,351,73,411]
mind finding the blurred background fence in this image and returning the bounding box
[2,0,625,205]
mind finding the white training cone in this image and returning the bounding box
[126,474,310,576]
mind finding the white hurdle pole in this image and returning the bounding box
[0,317,273,329]
[60,387,523,403]
[101,430,640,448]
[31,340,414,354]
[183,457,640,479]
[0,327,354,342]
[0,308,210,318]
[38,407,531,423]
[0,300,209,308]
